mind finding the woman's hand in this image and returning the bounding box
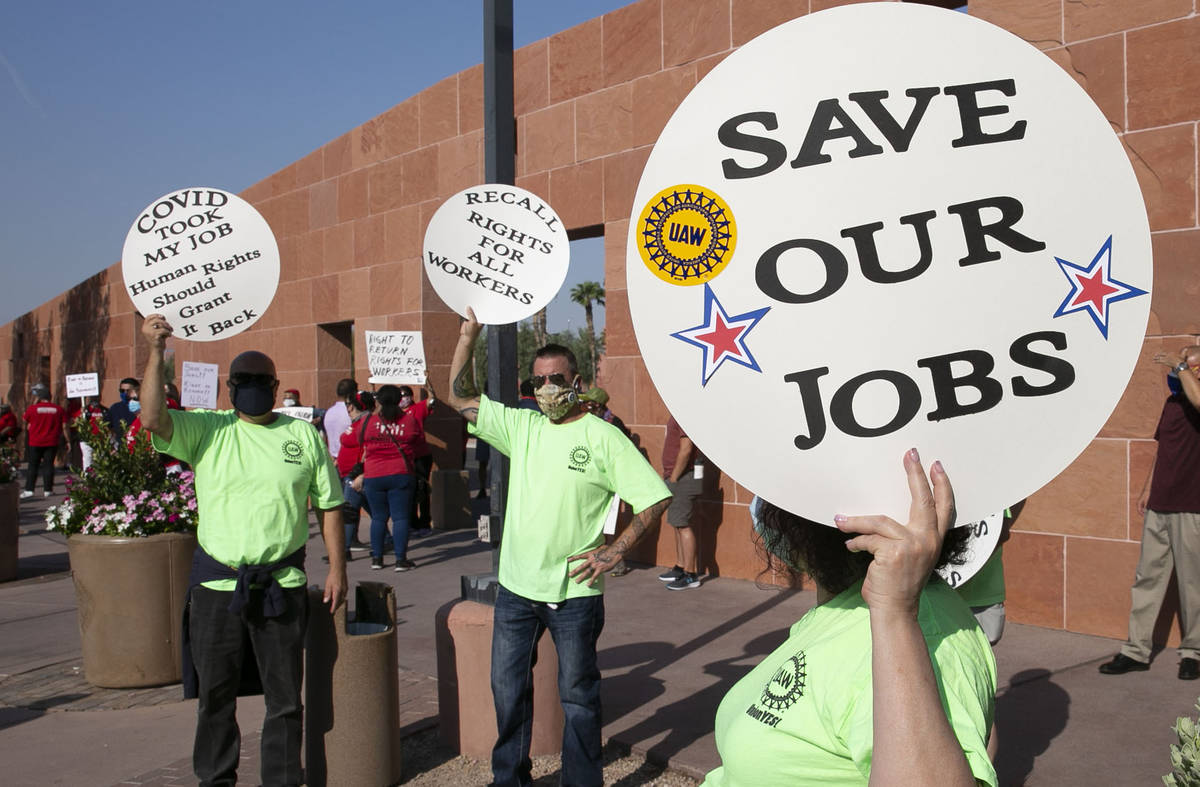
[835,448,954,619]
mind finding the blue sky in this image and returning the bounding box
[0,1,630,331]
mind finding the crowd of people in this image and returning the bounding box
[10,311,1196,787]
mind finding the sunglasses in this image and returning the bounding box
[229,373,277,387]
[531,374,569,388]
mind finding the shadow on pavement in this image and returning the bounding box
[995,668,1071,786]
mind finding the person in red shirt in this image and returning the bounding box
[360,385,416,571]
[0,402,21,446]
[398,378,437,536]
[76,397,109,472]
[21,383,68,498]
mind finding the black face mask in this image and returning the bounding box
[231,382,275,417]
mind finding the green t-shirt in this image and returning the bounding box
[702,579,997,787]
[152,410,343,591]
[469,395,670,602]
[956,546,1006,608]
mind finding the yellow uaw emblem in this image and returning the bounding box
[637,184,736,285]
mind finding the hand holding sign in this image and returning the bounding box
[366,331,428,385]
[423,185,569,324]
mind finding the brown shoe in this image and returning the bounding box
[1098,653,1149,675]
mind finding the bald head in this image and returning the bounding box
[230,351,276,378]
[1185,346,1200,367]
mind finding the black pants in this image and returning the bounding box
[24,445,55,493]
[410,454,433,528]
[189,585,308,787]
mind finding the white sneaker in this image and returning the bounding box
[19,490,33,499]
[43,491,51,498]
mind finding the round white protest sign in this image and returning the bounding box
[423,184,569,324]
[936,512,1003,588]
[627,3,1152,525]
[122,187,279,342]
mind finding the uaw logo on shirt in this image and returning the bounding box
[567,445,592,473]
[745,650,806,728]
[281,439,303,466]
[637,184,736,286]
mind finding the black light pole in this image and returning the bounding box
[463,0,516,604]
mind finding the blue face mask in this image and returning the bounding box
[119,391,131,403]
[1168,371,1183,396]
[128,400,141,413]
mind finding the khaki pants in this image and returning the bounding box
[1121,510,1200,662]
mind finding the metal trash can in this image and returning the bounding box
[306,582,402,786]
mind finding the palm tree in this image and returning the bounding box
[532,307,548,348]
[570,281,605,379]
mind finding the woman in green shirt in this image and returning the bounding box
[704,452,997,787]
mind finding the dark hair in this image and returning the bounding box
[353,390,375,413]
[532,344,578,378]
[336,378,358,398]
[164,382,180,401]
[376,385,402,421]
[519,378,535,397]
[120,377,139,388]
[398,386,413,399]
[755,502,969,596]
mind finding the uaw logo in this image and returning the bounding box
[281,439,304,465]
[567,445,592,473]
[638,184,736,286]
[744,650,806,729]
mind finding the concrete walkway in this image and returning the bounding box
[1,482,1195,785]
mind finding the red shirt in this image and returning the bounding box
[361,414,413,477]
[336,416,368,477]
[1148,396,1200,513]
[662,416,697,478]
[23,402,67,447]
[0,411,19,442]
[400,399,433,458]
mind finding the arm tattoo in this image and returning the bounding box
[458,407,478,420]
[452,356,478,399]
[606,497,670,557]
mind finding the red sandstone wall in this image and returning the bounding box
[2,0,1197,639]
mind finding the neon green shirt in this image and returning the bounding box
[702,579,997,787]
[469,395,670,602]
[956,546,1006,608]
[152,410,343,591]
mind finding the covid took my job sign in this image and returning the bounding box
[627,3,1152,525]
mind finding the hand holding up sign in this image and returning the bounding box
[837,450,977,787]
[837,448,954,619]
[142,313,175,350]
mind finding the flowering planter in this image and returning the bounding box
[67,532,196,688]
[0,481,18,581]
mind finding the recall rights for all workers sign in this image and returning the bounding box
[122,188,280,342]
[627,3,1152,526]
[423,184,569,325]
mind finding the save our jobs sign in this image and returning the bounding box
[626,3,1152,526]
[121,187,280,342]
[366,331,427,385]
[423,184,569,325]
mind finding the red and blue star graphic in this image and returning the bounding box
[1052,236,1146,340]
[672,284,770,386]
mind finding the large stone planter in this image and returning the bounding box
[0,481,18,581]
[67,532,196,688]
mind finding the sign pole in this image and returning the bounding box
[462,0,516,603]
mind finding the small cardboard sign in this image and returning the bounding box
[122,187,280,342]
[180,361,219,409]
[65,373,99,399]
[274,406,316,422]
[366,331,427,385]
[423,184,569,325]
[626,4,1152,525]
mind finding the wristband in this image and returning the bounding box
[1174,361,1189,374]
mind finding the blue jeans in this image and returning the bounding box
[340,476,369,547]
[363,473,413,561]
[491,584,605,787]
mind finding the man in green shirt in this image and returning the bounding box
[140,313,346,787]
[447,308,671,787]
